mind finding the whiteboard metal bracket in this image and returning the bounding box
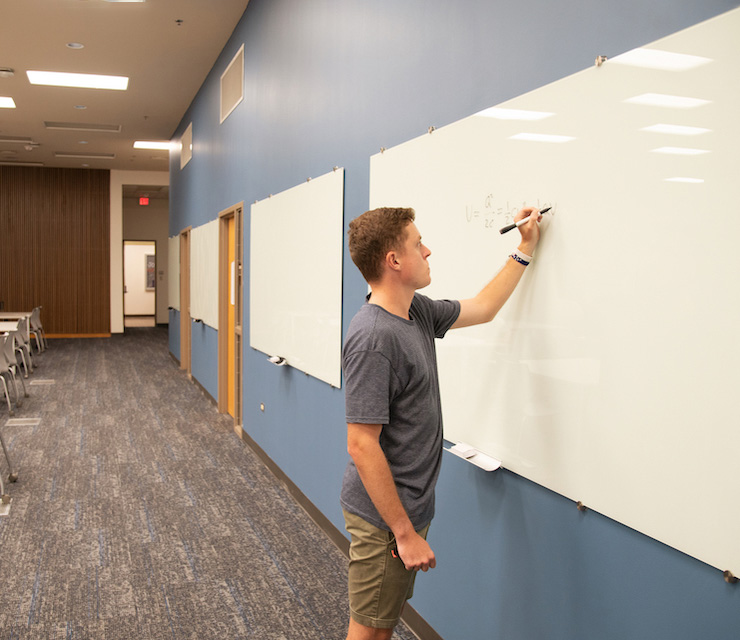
[428,126,436,134]
[446,442,501,471]
[576,501,588,512]
[723,570,738,584]
[268,355,287,366]
[595,55,608,67]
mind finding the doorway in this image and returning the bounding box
[179,228,192,376]
[123,240,156,327]
[218,204,243,432]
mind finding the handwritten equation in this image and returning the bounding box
[465,195,555,230]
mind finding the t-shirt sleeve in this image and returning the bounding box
[433,298,461,337]
[414,294,460,338]
[343,349,395,424]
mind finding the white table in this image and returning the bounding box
[0,315,31,343]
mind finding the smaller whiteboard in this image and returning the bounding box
[190,220,219,329]
[250,169,344,387]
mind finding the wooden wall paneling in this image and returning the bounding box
[0,167,110,335]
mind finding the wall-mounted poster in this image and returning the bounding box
[145,254,155,290]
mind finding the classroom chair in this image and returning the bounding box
[29,306,47,353]
[0,407,18,506]
[1,334,28,412]
[13,319,35,377]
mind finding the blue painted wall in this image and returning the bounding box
[169,1,740,637]
[190,321,219,399]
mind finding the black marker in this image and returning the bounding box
[499,207,551,234]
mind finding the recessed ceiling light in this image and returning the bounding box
[27,70,129,91]
[509,132,576,143]
[651,146,709,155]
[609,48,712,71]
[66,42,85,50]
[475,107,554,120]
[0,96,16,108]
[133,141,172,150]
[641,123,711,135]
[624,93,710,108]
[0,68,15,78]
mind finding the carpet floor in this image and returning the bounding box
[0,328,418,640]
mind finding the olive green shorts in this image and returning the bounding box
[343,509,431,630]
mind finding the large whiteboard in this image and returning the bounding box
[250,169,344,387]
[370,9,740,574]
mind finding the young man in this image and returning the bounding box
[341,206,541,640]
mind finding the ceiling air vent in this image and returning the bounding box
[44,121,121,133]
[0,136,35,144]
[54,151,116,159]
[220,44,244,124]
[180,123,193,169]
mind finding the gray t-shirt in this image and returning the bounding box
[340,293,460,531]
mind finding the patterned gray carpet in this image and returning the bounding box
[0,328,417,640]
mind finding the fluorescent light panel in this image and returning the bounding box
[509,132,575,143]
[476,107,554,120]
[665,177,704,183]
[134,141,172,150]
[642,123,711,135]
[0,97,16,108]
[27,70,129,91]
[624,93,710,108]
[609,48,712,71]
[651,146,709,155]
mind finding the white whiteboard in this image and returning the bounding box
[250,169,344,387]
[190,220,219,329]
[370,9,740,574]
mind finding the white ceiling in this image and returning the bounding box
[0,0,249,172]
